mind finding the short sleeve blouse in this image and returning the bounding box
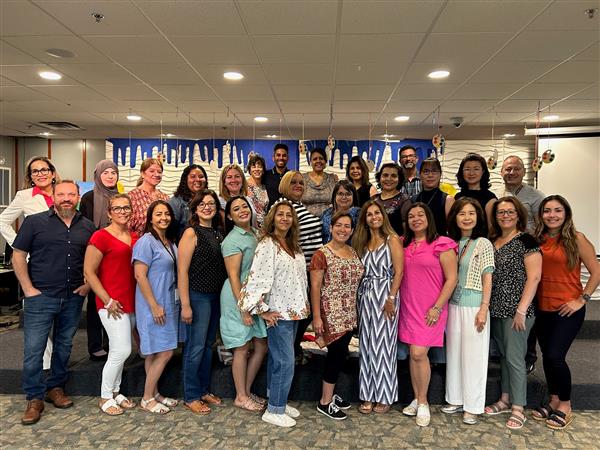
[490,232,540,319]
[128,188,169,236]
[188,225,227,294]
[88,229,139,313]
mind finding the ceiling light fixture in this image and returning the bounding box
[543,115,559,121]
[254,116,268,122]
[38,71,62,80]
[127,114,142,121]
[503,133,516,138]
[39,132,52,136]
[383,134,395,138]
[162,133,174,137]
[45,48,75,59]
[394,115,410,122]
[265,134,277,138]
[428,70,450,79]
[223,71,244,81]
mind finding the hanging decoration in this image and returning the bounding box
[487,108,498,170]
[299,114,307,155]
[366,113,375,171]
[431,108,445,158]
[542,108,556,165]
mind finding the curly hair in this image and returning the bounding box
[173,164,208,202]
[188,189,224,230]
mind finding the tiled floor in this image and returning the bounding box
[0,395,597,449]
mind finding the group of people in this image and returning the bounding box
[1,144,597,432]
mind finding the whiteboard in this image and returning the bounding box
[537,137,600,250]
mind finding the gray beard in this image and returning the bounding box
[55,205,76,219]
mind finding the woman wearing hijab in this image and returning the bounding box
[80,159,120,361]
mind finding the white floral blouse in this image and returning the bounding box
[239,237,310,321]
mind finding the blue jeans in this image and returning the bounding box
[182,291,220,403]
[22,293,84,400]
[267,320,297,414]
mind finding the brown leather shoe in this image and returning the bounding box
[22,399,44,425]
[45,387,73,409]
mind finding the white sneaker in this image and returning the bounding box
[416,403,431,427]
[285,404,300,418]
[402,399,418,416]
[262,411,296,427]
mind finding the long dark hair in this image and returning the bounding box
[188,189,224,230]
[352,200,396,257]
[23,156,60,189]
[346,155,370,187]
[144,200,178,243]
[375,162,404,191]
[403,202,439,246]
[260,201,301,254]
[488,196,528,242]
[173,164,208,202]
[224,196,254,234]
[456,153,491,190]
[447,197,487,241]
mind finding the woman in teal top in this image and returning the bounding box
[441,197,495,425]
[220,196,268,412]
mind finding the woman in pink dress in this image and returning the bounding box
[399,202,458,427]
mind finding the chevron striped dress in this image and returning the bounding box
[358,240,398,405]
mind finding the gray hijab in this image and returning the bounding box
[93,159,119,228]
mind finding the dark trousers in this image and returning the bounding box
[536,307,585,401]
[323,331,353,384]
[86,294,108,355]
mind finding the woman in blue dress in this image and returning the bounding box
[132,200,179,414]
[321,180,361,244]
[220,196,268,412]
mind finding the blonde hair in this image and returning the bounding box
[278,170,302,199]
[219,164,248,201]
[352,200,396,257]
[260,200,301,254]
[136,158,163,187]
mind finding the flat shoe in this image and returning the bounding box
[114,394,136,410]
[373,403,390,414]
[140,398,169,414]
[358,402,373,414]
[184,400,211,415]
[99,398,123,416]
[201,393,224,406]
[155,394,178,408]
[416,404,431,427]
[463,412,478,425]
[506,412,527,430]
[546,410,573,430]
[402,399,418,417]
[532,404,554,421]
[485,400,511,415]
[234,397,264,412]
[440,404,463,414]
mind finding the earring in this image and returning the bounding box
[31,181,35,187]
[52,179,56,184]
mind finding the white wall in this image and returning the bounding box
[538,137,600,250]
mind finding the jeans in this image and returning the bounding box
[267,320,298,414]
[98,310,135,399]
[22,293,84,400]
[182,291,220,403]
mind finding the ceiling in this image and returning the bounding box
[0,0,599,141]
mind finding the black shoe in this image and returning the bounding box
[332,394,351,410]
[317,401,347,420]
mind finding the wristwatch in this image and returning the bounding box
[582,293,591,303]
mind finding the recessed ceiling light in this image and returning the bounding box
[254,116,268,122]
[503,133,516,138]
[428,70,450,79]
[224,71,244,81]
[38,71,62,80]
[265,134,278,138]
[161,133,174,137]
[39,132,52,136]
[127,114,142,121]
[45,48,75,59]
[394,115,410,122]
[543,114,559,121]
[383,134,395,138]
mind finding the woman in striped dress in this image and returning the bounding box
[276,170,323,364]
[352,200,403,414]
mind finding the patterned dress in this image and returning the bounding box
[247,184,269,228]
[128,187,169,236]
[358,238,398,405]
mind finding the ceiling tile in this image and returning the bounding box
[511,83,593,100]
[468,61,557,83]
[495,30,599,61]
[264,63,332,85]
[2,35,111,64]
[200,65,268,85]
[0,41,40,65]
[1,100,83,112]
[0,65,79,85]
[172,36,258,65]
[442,100,496,113]
[536,61,600,84]
[172,101,229,112]
[0,75,19,86]
[85,36,182,64]
[452,83,523,100]
[528,0,600,31]
[91,84,164,101]
[280,101,331,113]
[416,32,514,62]
[1,85,51,101]
[119,101,180,114]
[385,100,442,113]
[274,85,332,101]
[567,84,599,100]
[223,101,280,113]
[136,0,244,35]
[402,61,482,84]
[341,1,441,33]
[572,42,600,61]
[0,1,71,36]
[143,84,218,102]
[338,34,424,64]
[333,101,386,113]
[52,63,139,85]
[494,100,546,113]
[394,83,460,100]
[253,35,335,64]
[335,85,394,101]
[550,99,600,113]
[30,85,108,102]
[336,61,409,85]
[122,63,201,85]
[238,0,338,35]
[216,84,274,101]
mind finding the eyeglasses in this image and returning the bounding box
[421,169,440,175]
[31,168,51,176]
[110,206,132,214]
[336,192,353,197]
[496,209,517,217]
[198,202,216,209]
[400,154,416,160]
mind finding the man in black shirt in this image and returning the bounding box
[263,143,290,207]
[12,180,95,425]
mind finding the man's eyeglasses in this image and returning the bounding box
[31,168,51,176]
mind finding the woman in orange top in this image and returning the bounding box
[533,195,600,430]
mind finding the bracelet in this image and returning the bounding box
[106,298,114,309]
[516,309,527,316]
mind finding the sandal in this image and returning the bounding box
[184,400,211,415]
[506,411,527,430]
[373,403,391,414]
[155,394,178,408]
[99,398,123,416]
[114,394,136,410]
[249,393,267,406]
[484,400,511,415]
[234,397,264,412]
[202,393,224,407]
[140,397,170,414]
[532,404,554,421]
[358,401,373,414]
[546,410,573,430]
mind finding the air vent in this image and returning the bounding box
[37,121,84,131]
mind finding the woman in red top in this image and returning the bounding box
[533,195,600,430]
[84,194,139,416]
